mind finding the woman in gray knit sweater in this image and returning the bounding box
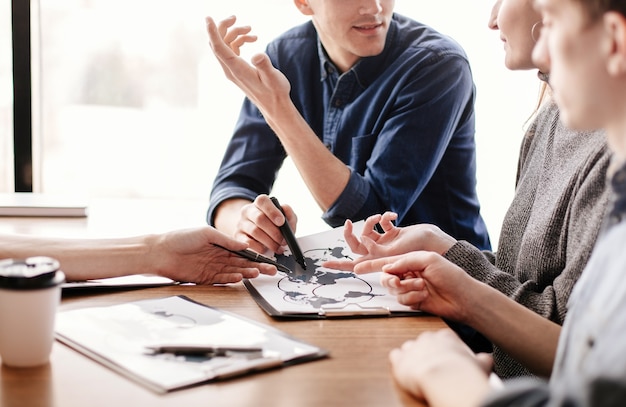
[324,0,612,379]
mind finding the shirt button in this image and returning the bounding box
[324,142,332,150]
[334,99,342,107]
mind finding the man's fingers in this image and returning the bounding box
[230,35,257,56]
[255,195,285,226]
[206,17,231,57]
[250,53,273,72]
[251,53,290,96]
[215,15,236,38]
[223,25,252,44]
[206,16,243,66]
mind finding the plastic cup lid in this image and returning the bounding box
[0,257,65,290]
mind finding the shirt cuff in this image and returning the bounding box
[444,241,497,281]
[207,187,257,226]
[321,170,369,227]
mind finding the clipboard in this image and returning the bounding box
[243,223,424,319]
[244,277,422,319]
[55,295,328,393]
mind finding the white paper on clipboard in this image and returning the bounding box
[244,222,423,319]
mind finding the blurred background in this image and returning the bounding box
[1,0,540,247]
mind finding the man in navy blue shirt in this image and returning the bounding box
[205,0,490,255]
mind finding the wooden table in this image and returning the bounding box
[0,198,447,407]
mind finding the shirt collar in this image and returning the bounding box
[318,40,335,81]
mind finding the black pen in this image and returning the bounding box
[145,344,263,356]
[270,197,307,270]
[212,243,292,274]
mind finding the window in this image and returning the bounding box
[34,0,307,200]
[1,0,12,193]
[8,0,539,243]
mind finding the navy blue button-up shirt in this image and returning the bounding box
[208,13,490,250]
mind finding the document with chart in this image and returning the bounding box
[244,222,424,318]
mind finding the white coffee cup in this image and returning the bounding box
[0,257,65,367]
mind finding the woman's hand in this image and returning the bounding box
[390,329,493,406]
[323,213,456,271]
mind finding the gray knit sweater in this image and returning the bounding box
[444,100,612,378]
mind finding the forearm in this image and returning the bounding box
[263,102,350,211]
[446,242,560,321]
[421,365,491,407]
[464,283,560,377]
[0,234,154,281]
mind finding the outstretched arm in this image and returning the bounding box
[206,16,350,213]
[0,227,277,285]
[357,252,560,377]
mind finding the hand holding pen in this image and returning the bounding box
[212,196,304,275]
[216,195,303,266]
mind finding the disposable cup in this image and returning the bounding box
[0,257,65,367]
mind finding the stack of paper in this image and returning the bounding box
[0,193,88,217]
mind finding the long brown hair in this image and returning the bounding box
[524,75,552,130]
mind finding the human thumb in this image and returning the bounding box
[475,352,494,374]
[250,52,272,69]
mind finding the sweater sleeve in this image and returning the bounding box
[444,241,511,290]
[445,143,611,324]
